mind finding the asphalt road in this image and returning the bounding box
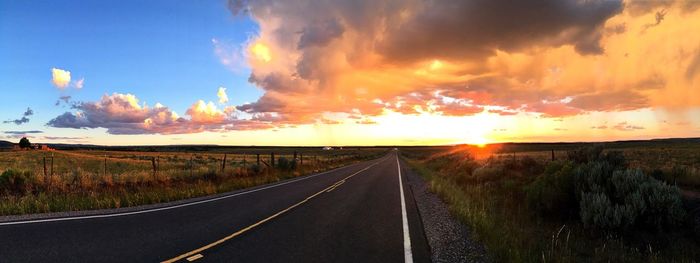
[0,151,430,263]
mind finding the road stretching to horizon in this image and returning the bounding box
[0,151,430,262]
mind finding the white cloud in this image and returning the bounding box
[73,78,84,89]
[51,68,71,89]
[217,86,229,104]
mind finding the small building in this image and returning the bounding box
[39,144,52,151]
[322,146,333,150]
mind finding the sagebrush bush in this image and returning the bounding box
[575,163,685,231]
[0,169,34,194]
[276,157,297,171]
[472,165,503,182]
[524,161,577,216]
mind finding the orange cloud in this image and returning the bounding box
[47,93,275,134]
[186,100,226,123]
[225,0,699,128]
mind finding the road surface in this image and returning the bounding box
[0,152,430,262]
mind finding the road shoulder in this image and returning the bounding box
[402,158,490,263]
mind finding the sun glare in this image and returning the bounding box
[429,59,443,70]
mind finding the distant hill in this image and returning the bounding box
[0,140,15,149]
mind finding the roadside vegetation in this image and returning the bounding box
[0,147,387,216]
[402,142,700,262]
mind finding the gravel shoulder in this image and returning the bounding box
[402,158,489,263]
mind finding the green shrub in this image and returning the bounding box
[277,157,290,170]
[472,165,504,182]
[576,164,685,231]
[249,164,262,174]
[0,169,33,194]
[519,156,544,176]
[525,161,577,216]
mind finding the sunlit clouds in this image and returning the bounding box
[51,67,85,90]
[51,68,71,89]
[214,0,699,143]
[217,87,229,104]
[187,100,226,123]
[250,42,271,62]
[37,0,700,145]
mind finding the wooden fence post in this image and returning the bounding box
[242,154,247,167]
[257,154,260,166]
[43,156,47,177]
[151,156,157,179]
[103,155,107,176]
[271,152,275,168]
[50,154,54,176]
[300,153,303,166]
[551,149,555,161]
[221,154,227,173]
[190,155,193,177]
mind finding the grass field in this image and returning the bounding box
[0,147,387,216]
[401,139,700,262]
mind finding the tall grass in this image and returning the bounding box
[0,149,386,216]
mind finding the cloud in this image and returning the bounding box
[3,108,34,125]
[51,68,84,90]
[217,87,229,104]
[612,121,645,131]
[55,95,72,106]
[380,0,622,60]
[591,125,608,130]
[212,38,247,72]
[51,68,71,89]
[568,90,649,111]
[686,49,700,81]
[641,9,667,32]
[186,100,227,123]
[319,118,341,125]
[4,130,43,135]
[297,19,345,49]
[355,118,377,125]
[2,130,42,139]
[42,136,89,141]
[46,93,275,134]
[73,78,84,89]
[523,101,582,118]
[221,0,700,129]
[435,101,484,116]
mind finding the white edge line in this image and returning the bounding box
[0,157,386,226]
[397,154,414,263]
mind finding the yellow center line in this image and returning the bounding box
[161,159,383,263]
[185,254,203,262]
[326,179,346,193]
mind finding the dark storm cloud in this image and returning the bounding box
[380,0,623,62]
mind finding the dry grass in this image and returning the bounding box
[0,148,386,216]
[402,146,700,262]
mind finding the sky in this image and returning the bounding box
[1,0,699,146]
